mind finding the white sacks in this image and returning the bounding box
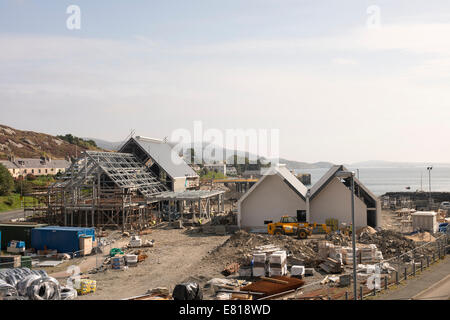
[252,253,266,277]
[125,254,138,267]
[268,251,287,276]
[129,236,142,247]
[291,265,305,277]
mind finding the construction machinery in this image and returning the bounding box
[267,216,331,239]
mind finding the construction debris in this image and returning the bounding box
[319,257,342,274]
[222,263,240,276]
[239,276,304,299]
[207,230,320,268]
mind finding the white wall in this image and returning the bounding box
[239,174,306,229]
[173,177,186,192]
[309,177,370,228]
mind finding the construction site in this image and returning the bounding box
[0,136,449,301]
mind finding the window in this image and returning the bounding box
[281,216,297,223]
[297,210,307,222]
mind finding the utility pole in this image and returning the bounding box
[427,166,433,208]
[336,170,357,300]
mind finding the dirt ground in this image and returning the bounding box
[52,209,429,300]
[77,228,229,300]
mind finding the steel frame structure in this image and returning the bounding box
[27,151,226,230]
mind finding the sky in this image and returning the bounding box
[1,0,450,163]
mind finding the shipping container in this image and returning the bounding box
[31,226,95,254]
[0,222,47,250]
[411,211,438,233]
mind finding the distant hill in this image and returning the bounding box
[278,158,335,170]
[92,138,334,169]
[351,160,450,168]
[87,138,123,151]
[0,124,101,160]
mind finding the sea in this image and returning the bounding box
[294,167,450,196]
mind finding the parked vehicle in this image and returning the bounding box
[439,201,450,210]
[267,216,331,239]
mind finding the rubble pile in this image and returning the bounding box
[207,230,320,267]
[325,232,351,246]
[358,230,417,258]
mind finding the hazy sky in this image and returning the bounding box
[1,0,450,163]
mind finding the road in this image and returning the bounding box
[0,209,32,222]
[412,274,450,300]
[377,256,450,300]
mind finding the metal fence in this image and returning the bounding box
[290,232,449,300]
[340,233,449,300]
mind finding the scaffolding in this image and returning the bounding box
[27,151,168,231]
[26,151,226,230]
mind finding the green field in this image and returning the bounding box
[0,193,33,212]
[200,171,226,179]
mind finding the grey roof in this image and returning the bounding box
[147,189,225,201]
[239,164,308,204]
[126,137,198,179]
[309,165,378,203]
[0,158,70,170]
[276,165,308,199]
[0,160,16,169]
[309,165,343,199]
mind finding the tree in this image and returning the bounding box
[0,164,14,196]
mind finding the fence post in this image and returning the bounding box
[433,252,435,262]
[384,276,388,290]
[413,262,416,277]
[427,256,430,267]
[420,260,423,273]
[404,267,407,280]
[395,271,399,285]
[359,286,363,300]
[345,291,348,300]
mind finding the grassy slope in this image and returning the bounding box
[200,171,226,179]
[0,176,54,212]
[0,193,33,212]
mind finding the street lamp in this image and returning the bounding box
[336,170,357,300]
[427,166,433,208]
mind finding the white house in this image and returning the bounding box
[0,157,70,178]
[237,164,380,231]
[308,165,380,229]
[237,164,308,230]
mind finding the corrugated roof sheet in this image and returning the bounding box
[131,137,198,179]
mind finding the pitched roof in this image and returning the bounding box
[238,164,307,204]
[309,165,378,203]
[309,165,343,200]
[124,137,198,179]
[276,165,308,200]
[55,151,168,198]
